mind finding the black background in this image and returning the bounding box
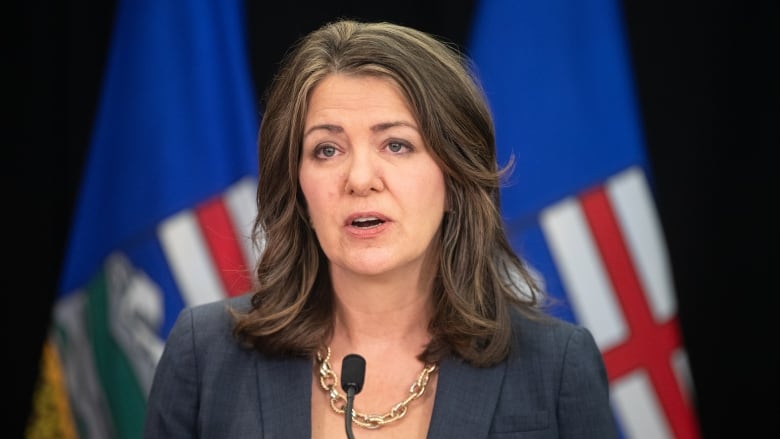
[10,1,777,437]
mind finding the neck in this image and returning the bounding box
[329,268,435,351]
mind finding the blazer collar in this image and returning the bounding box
[255,354,312,438]
[427,355,507,438]
[254,353,507,439]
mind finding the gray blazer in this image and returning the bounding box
[144,295,619,438]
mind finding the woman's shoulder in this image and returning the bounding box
[168,293,253,349]
[187,293,253,323]
[507,308,601,365]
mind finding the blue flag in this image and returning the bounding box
[36,1,259,437]
[468,1,700,437]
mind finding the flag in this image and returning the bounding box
[27,0,259,437]
[467,1,700,437]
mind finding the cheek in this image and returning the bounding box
[429,184,447,214]
[412,170,446,209]
[298,176,316,214]
[300,175,340,219]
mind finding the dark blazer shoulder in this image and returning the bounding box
[498,309,619,438]
[180,293,252,340]
[145,293,276,438]
[507,309,588,359]
[187,292,253,324]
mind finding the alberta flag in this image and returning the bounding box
[468,1,700,438]
[29,0,259,437]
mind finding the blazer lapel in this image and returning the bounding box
[255,354,312,439]
[427,356,507,438]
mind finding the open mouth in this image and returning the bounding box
[351,217,385,228]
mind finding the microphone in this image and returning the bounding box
[341,354,366,439]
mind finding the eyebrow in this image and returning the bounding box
[303,121,419,139]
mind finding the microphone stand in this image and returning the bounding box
[345,386,357,439]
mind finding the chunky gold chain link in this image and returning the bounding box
[316,347,437,429]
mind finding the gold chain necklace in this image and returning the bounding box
[316,346,438,430]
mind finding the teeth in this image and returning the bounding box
[351,217,384,227]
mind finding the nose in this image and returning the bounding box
[344,150,384,196]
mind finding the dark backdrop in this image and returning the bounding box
[11,1,776,437]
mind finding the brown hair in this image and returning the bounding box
[232,19,547,367]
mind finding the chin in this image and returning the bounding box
[339,254,399,276]
[346,262,393,276]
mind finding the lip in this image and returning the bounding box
[344,211,391,237]
[344,211,390,225]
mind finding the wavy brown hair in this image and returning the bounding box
[232,19,548,367]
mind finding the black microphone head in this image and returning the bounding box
[341,354,366,394]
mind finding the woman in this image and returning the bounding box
[144,19,619,438]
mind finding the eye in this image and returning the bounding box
[314,144,338,159]
[386,141,411,154]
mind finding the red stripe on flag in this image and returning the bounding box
[194,196,252,297]
[580,187,699,439]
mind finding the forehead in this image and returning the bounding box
[307,74,413,114]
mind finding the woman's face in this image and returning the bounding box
[299,74,446,279]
